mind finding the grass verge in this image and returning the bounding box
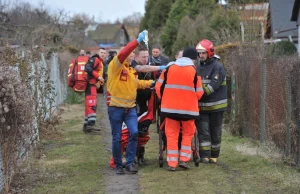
[139,126,300,194]
[29,104,107,194]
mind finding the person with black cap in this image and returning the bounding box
[155,47,204,171]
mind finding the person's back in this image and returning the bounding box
[157,58,201,120]
[155,47,204,171]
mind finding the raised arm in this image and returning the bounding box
[109,31,146,72]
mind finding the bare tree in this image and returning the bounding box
[122,12,143,25]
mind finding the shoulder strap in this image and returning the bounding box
[92,57,99,69]
[85,57,95,80]
[191,66,198,91]
[160,66,170,99]
[89,56,100,70]
[71,58,78,82]
[193,72,198,91]
[160,66,198,97]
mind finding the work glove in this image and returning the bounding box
[159,66,167,71]
[137,30,146,43]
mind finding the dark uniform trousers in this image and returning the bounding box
[195,111,224,158]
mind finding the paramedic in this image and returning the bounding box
[107,30,154,175]
[155,47,204,171]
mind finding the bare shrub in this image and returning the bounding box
[0,45,62,191]
[0,66,34,192]
[210,27,240,46]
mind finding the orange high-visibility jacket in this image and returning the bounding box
[155,57,204,120]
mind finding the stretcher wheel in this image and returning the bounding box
[193,152,200,167]
[159,158,164,168]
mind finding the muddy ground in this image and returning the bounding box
[98,95,140,194]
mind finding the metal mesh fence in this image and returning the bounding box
[0,143,4,193]
[228,45,300,165]
[0,53,68,192]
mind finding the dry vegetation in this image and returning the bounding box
[0,66,34,192]
[0,0,97,191]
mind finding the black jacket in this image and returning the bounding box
[149,55,169,66]
[131,60,153,102]
[196,58,227,112]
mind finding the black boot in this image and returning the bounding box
[125,164,138,174]
[137,147,145,165]
[83,124,91,133]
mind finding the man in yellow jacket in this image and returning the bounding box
[106,30,154,175]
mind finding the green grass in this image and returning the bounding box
[65,89,85,104]
[139,126,300,194]
[26,101,300,194]
[30,104,107,194]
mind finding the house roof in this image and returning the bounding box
[269,0,297,38]
[240,3,269,33]
[125,25,139,41]
[291,0,300,21]
[82,36,99,50]
[88,23,123,44]
[240,3,269,22]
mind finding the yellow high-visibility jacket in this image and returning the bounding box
[107,40,152,108]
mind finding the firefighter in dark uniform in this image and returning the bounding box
[195,39,227,163]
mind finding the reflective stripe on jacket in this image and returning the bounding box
[196,58,227,112]
[155,57,204,120]
[68,56,89,81]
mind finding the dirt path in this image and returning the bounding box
[98,94,140,194]
[8,93,300,193]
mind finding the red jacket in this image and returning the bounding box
[88,55,103,84]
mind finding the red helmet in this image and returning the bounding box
[196,39,214,58]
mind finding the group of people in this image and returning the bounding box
[72,30,227,175]
[71,48,119,133]
[106,30,227,174]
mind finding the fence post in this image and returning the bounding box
[231,72,236,122]
[285,76,292,157]
[260,58,267,143]
[240,22,245,43]
[0,144,4,193]
[297,79,300,166]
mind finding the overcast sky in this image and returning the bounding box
[19,0,146,22]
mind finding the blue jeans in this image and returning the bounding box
[108,106,138,169]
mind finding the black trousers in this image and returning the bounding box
[137,99,148,116]
[136,89,151,116]
[195,112,224,158]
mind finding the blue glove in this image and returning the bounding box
[159,66,167,71]
[137,31,146,43]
